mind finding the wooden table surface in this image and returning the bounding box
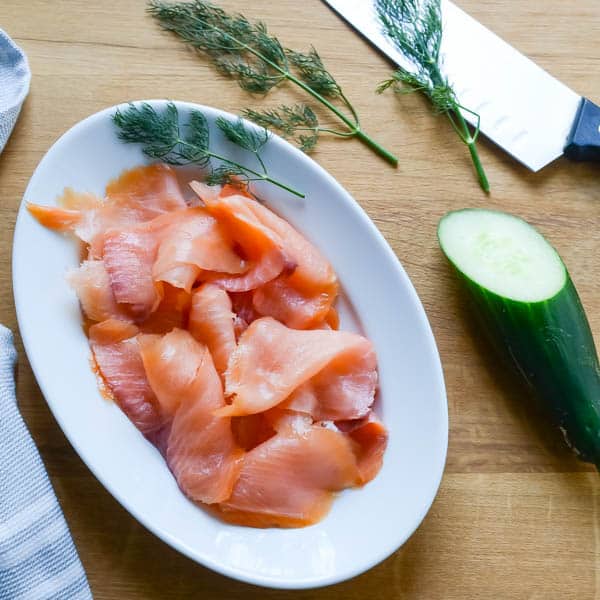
[2,1,600,598]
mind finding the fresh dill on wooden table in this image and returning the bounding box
[376,0,489,192]
[113,102,304,197]
[147,0,398,166]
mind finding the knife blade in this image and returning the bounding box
[322,0,600,171]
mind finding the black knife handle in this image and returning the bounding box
[564,98,600,161]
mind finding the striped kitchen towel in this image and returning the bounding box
[0,326,92,599]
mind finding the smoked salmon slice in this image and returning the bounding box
[105,163,186,215]
[216,426,360,528]
[240,193,336,292]
[28,165,187,259]
[283,338,378,421]
[88,318,139,344]
[89,319,164,434]
[102,228,163,321]
[58,188,103,211]
[189,284,236,376]
[253,276,338,330]
[190,185,338,328]
[209,250,290,293]
[67,260,128,323]
[190,182,291,292]
[219,317,377,419]
[139,329,243,504]
[26,204,83,232]
[102,206,246,320]
[347,415,388,485]
[152,207,246,293]
[138,329,200,418]
[68,259,190,333]
[26,188,103,234]
[222,192,338,328]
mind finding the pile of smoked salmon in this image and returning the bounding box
[28,164,388,528]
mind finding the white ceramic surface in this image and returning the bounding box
[12,100,448,589]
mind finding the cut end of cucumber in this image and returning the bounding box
[438,209,566,303]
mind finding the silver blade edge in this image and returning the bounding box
[322,0,582,172]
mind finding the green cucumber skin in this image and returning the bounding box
[458,270,600,466]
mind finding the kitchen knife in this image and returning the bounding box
[322,0,600,172]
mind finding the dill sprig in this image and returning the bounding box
[242,105,320,153]
[376,0,489,192]
[147,0,398,165]
[113,102,304,198]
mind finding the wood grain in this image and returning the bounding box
[1,0,599,597]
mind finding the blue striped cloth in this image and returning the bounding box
[1,30,93,600]
[0,327,92,599]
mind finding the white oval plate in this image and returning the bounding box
[13,100,447,589]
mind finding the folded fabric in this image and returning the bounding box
[0,325,94,599]
[0,29,30,153]
[0,326,92,599]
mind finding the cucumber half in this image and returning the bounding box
[438,208,600,468]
